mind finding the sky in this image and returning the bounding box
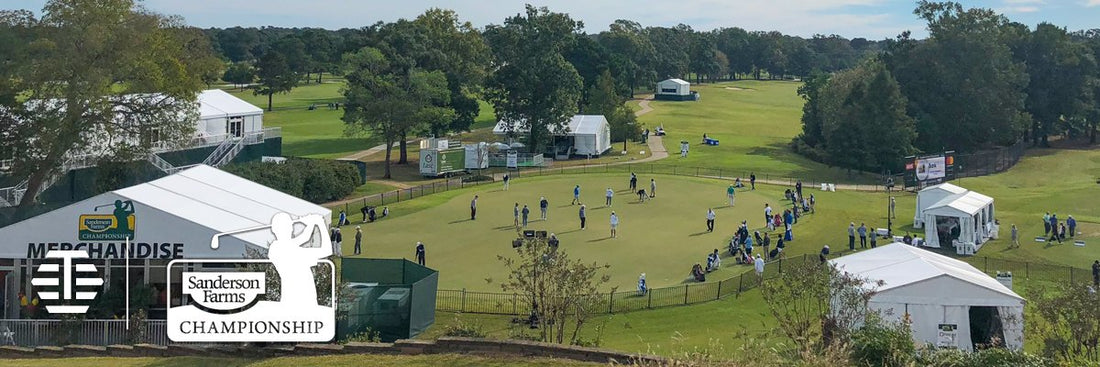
[2,0,1098,40]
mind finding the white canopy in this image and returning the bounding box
[197,89,263,120]
[831,243,1025,351]
[916,184,996,254]
[492,115,611,156]
[656,78,691,96]
[0,165,330,260]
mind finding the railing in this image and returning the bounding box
[215,136,250,167]
[202,136,238,166]
[433,253,1094,316]
[0,319,168,347]
[147,153,178,174]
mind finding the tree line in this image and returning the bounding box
[794,1,1100,173]
[205,6,888,178]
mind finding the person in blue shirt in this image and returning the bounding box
[572,185,581,205]
[539,197,549,220]
[858,223,868,248]
[1067,215,1077,238]
[521,205,530,227]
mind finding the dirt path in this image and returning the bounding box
[632,96,668,163]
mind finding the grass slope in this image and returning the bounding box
[2,354,600,367]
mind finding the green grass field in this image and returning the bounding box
[637,81,878,183]
[341,173,907,291]
[1,354,600,367]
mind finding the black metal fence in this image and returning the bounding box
[434,253,1093,316]
[953,140,1029,179]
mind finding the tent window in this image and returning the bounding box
[661,88,677,93]
[227,117,244,137]
[935,216,961,246]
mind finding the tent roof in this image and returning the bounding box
[493,115,608,136]
[925,190,994,216]
[198,89,263,119]
[919,182,968,195]
[830,243,1021,300]
[660,78,690,86]
[113,164,328,245]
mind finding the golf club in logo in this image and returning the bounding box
[31,250,104,314]
[79,200,135,240]
[167,212,336,342]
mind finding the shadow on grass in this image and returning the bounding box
[447,219,472,224]
[689,231,711,237]
[588,237,611,243]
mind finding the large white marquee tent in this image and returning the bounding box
[831,244,1024,352]
[913,183,996,255]
[493,115,611,156]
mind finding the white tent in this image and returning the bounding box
[831,243,1025,352]
[656,78,690,96]
[492,115,611,156]
[197,89,264,138]
[915,183,996,255]
[0,164,330,260]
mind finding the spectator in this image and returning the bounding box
[1011,224,1019,248]
[890,197,896,219]
[548,233,560,249]
[338,210,349,226]
[522,205,530,228]
[1050,213,1059,237]
[638,273,647,295]
[610,211,620,238]
[750,173,756,190]
[381,206,389,219]
[848,223,856,250]
[1093,260,1099,287]
[819,245,830,263]
[858,223,868,249]
[540,197,549,220]
[1058,223,1066,243]
[630,172,637,191]
[796,180,803,201]
[503,173,510,191]
[754,255,765,278]
[762,232,771,257]
[870,230,878,248]
[514,203,520,227]
[764,204,773,229]
[361,205,371,223]
[691,264,706,282]
[605,187,614,207]
[1068,215,1077,238]
[650,179,657,198]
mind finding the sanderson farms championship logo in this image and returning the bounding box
[78,200,135,240]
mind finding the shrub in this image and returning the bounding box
[848,313,915,367]
[225,159,360,203]
[915,347,1053,367]
[342,328,381,343]
[442,315,486,338]
[462,174,494,183]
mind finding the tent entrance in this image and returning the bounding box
[935,215,961,247]
[969,306,1005,349]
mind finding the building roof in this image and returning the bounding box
[493,115,609,136]
[918,182,969,195]
[830,243,1021,300]
[198,89,263,119]
[660,78,690,86]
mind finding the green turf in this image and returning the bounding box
[637,80,878,183]
[341,172,902,292]
[3,355,600,367]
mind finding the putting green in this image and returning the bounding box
[341,173,889,291]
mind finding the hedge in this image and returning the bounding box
[224,159,361,203]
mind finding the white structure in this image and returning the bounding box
[492,115,611,156]
[914,183,996,255]
[831,244,1025,352]
[197,89,265,138]
[657,78,690,95]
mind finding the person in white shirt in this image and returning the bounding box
[605,187,614,207]
[650,179,656,198]
[610,212,619,238]
[764,204,773,229]
[754,254,765,277]
[706,209,716,232]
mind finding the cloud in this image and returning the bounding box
[1001,6,1041,13]
[1002,0,1044,4]
[1086,0,1100,7]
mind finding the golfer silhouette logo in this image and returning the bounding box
[167,212,336,342]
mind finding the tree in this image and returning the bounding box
[584,71,639,151]
[598,20,656,97]
[791,71,831,161]
[760,259,881,354]
[1024,23,1098,146]
[496,229,612,344]
[484,5,583,154]
[1027,282,1100,364]
[1078,29,1100,144]
[253,49,298,112]
[885,1,1029,152]
[819,60,917,172]
[413,9,490,136]
[342,47,453,179]
[223,62,255,90]
[0,0,219,214]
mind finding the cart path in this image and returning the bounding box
[340,139,421,161]
[632,96,668,163]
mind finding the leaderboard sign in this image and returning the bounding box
[905,152,956,187]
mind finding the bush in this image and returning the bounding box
[442,314,486,338]
[848,314,915,367]
[462,175,494,183]
[341,328,381,343]
[224,159,360,203]
[914,347,1053,367]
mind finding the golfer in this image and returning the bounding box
[503,173,510,191]
[522,204,530,227]
[764,204,773,229]
[706,209,716,232]
[848,223,856,250]
[415,242,426,266]
[650,179,656,198]
[727,184,736,206]
[354,226,363,255]
[1011,224,1019,248]
[513,203,520,227]
[750,173,756,190]
[610,211,619,238]
[573,185,581,205]
[470,195,478,220]
[579,204,587,230]
[539,197,549,220]
[605,187,614,207]
[629,172,637,190]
